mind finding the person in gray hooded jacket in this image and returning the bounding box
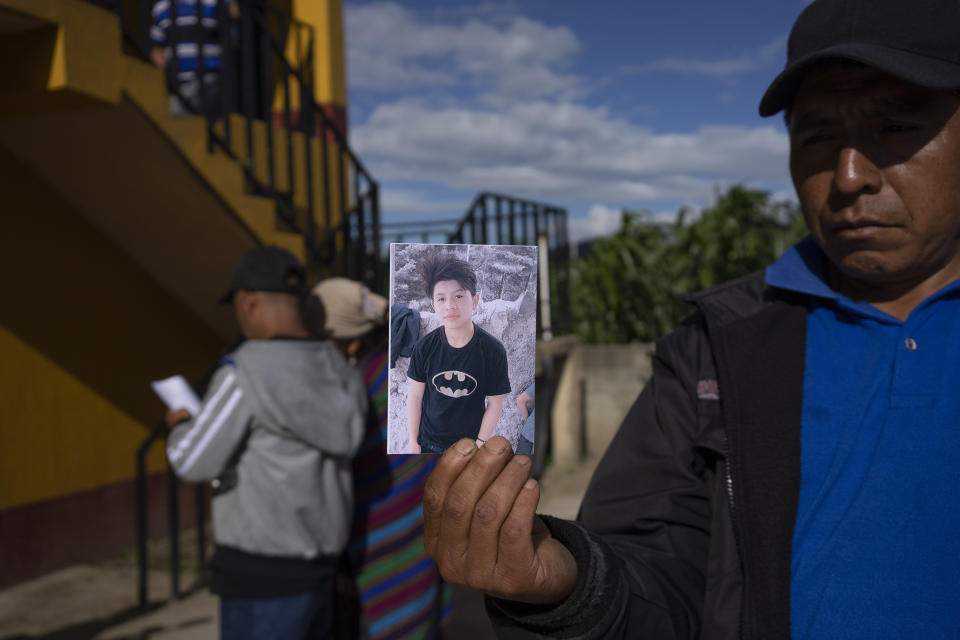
[165,246,367,640]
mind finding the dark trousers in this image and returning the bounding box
[418,432,458,454]
[219,581,333,640]
[515,435,534,455]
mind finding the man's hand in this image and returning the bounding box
[407,441,422,454]
[150,46,166,69]
[164,408,191,429]
[423,436,577,606]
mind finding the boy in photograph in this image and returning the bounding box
[405,255,511,454]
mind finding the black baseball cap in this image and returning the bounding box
[219,246,307,304]
[759,0,960,117]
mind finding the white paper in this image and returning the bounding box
[151,375,202,415]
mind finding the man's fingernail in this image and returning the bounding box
[485,441,508,454]
[512,454,531,466]
[524,478,538,490]
[454,439,476,455]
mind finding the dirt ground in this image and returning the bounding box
[0,549,495,640]
[0,529,210,640]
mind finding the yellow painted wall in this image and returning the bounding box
[271,0,346,113]
[257,0,350,250]
[0,325,168,509]
[0,0,122,105]
[0,146,226,509]
[294,0,346,109]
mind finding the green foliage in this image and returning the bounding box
[571,185,808,343]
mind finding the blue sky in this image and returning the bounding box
[344,1,812,242]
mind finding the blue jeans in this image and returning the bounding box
[169,73,222,118]
[418,432,454,454]
[515,434,534,455]
[220,584,333,640]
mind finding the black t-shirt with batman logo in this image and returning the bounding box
[407,323,511,449]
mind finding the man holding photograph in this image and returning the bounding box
[406,255,511,454]
[422,0,960,636]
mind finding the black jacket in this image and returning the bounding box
[488,271,809,639]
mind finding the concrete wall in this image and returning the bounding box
[551,343,653,468]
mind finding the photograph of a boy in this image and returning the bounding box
[388,243,537,455]
[405,255,511,453]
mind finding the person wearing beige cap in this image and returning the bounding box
[305,278,452,639]
[305,277,388,364]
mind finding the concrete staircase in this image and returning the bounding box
[0,0,353,338]
[120,55,306,258]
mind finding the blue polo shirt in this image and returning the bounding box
[766,238,960,639]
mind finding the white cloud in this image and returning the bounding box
[379,188,466,215]
[345,6,795,226]
[567,204,622,243]
[428,3,523,24]
[352,98,790,207]
[567,204,703,244]
[640,57,758,77]
[624,35,787,78]
[771,188,799,204]
[345,2,582,99]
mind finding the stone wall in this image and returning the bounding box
[388,243,538,453]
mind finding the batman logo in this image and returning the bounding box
[431,370,478,398]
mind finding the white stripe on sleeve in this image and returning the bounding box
[152,0,171,17]
[177,387,244,475]
[168,371,236,463]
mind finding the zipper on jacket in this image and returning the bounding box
[696,300,751,640]
[726,454,746,640]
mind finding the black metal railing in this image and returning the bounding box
[459,192,568,331]
[135,348,229,611]
[135,422,207,610]
[451,192,570,336]
[450,192,567,246]
[87,0,380,287]
[380,218,462,245]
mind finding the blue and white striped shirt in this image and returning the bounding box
[151,0,229,81]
